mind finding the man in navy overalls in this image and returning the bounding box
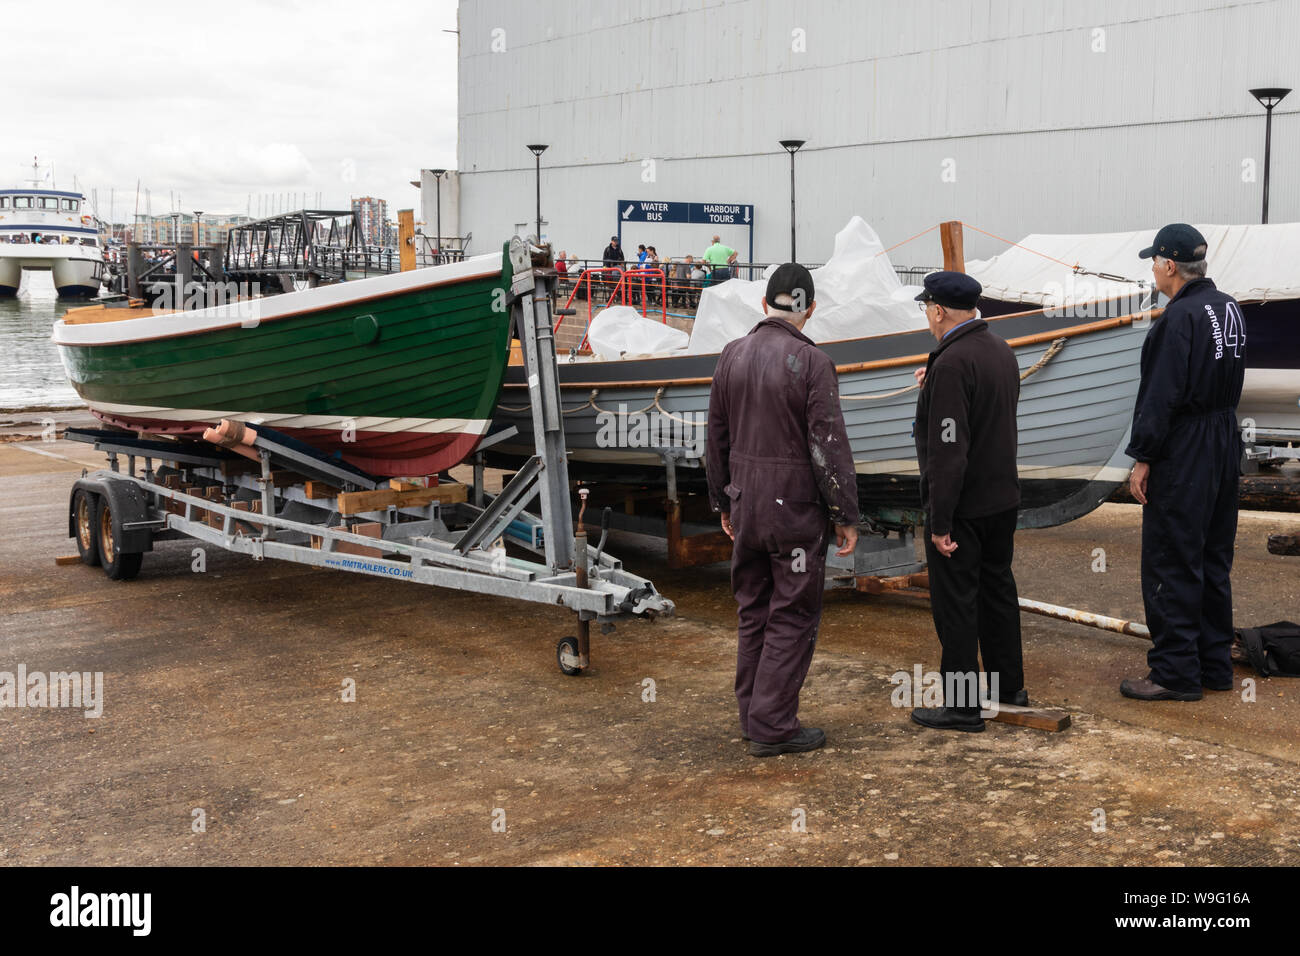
[1123,224,1246,701]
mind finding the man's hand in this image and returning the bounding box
[834,523,859,557]
[720,513,734,541]
[913,366,926,387]
[1130,461,1150,505]
[930,533,958,557]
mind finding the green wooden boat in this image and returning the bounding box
[53,246,513,477]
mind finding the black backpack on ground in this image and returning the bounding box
[1235,621,1300,677]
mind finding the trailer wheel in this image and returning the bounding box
[73,489,101,567]
[556,636,583,676]
[97,499,143,581]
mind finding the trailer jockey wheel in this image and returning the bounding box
[557,636,583,676]
[73,489,101,567]
[97,499,143,581]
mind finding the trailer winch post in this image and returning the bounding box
[510,238,575,574]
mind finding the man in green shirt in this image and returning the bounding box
[702,235,738,285]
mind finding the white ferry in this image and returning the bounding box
[0,165,104,298]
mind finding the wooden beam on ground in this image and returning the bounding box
[940,220,965,273]
[1268,533,1300,556]
[304,480,340,500]
[980,699,1072,732]
[336,482,467,515]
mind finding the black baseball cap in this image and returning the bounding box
[1139,223,1207,262]
[765,262,815,311]
[915,270,982,310]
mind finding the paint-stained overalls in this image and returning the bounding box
[707,317,859,743]
[1126,277,1246,692]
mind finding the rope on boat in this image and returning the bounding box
[841,336,1067,401]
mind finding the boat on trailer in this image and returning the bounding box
[52,248,514,477]
[489,295,1152,531]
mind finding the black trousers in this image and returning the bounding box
[924,507,1025,710]
[1142,413,1240,692]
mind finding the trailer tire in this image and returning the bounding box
[557,636,583,676]
[73,489,101,567]
[97,498,143,581]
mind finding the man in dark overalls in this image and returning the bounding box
[707,264,860,756]
[1123,224,1246,701]
[910,272,1026,732]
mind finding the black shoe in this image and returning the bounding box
[910,706,985,732]
[999,689,1029,707]
[748,727,826,757]
[1203,679,1234,692]
[1120,676,1202,701]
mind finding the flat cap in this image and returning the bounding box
[915,271,982,310]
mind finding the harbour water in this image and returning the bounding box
[0,271,84,412]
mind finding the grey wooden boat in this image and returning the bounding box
[490,300,1151,529]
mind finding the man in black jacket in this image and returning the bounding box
[601,236,625,303]
[1122,224,1246,701]
[911,271,1026,732]
[707,264,860,756]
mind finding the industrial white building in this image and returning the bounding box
[452,0,1299,267]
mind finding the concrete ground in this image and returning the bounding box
[1,432,1298,866]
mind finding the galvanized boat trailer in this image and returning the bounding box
[63,239,673,675]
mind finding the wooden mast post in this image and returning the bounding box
[398,209,416,272]
[940,220,965,272]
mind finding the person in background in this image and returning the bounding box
[703,234,738,284]
[1121,223,1247,702]
[636,243,648,268]
[689,259,708,307]
[645,246,661,305]
[672,255,693,308]
[602,236,625,303]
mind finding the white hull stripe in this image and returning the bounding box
[52,252,503,346]
[88,401,491,437]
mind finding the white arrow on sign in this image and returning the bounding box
[744,207,751,223]
[622,204,634,220]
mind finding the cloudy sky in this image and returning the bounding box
[10,0,459,223]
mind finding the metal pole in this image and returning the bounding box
[535,152,542,244]
[435,177,442,263]
[789,149,797,263]
[1263,103,1274,224]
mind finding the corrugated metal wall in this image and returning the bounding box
[457,0,1300,264]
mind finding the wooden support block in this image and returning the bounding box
[55,555,82,566]
[981,700,1072,732]
[304,480,340,500]
[269,470,307,488]
[390,478,419,491]
[336,483,467,515]
[337,521,383,557]
[1268,533,1299,556]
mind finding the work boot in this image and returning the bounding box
[747,726,826,757]
[910,706,985,732]
[999,689,1029,707]
[1119,676,1202,701]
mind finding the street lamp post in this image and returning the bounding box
[431,168,446,262]
[1250,87,1291,224]
[526,145,548,245]
[779,139,806,263]
[170,212,180,248]
[194,210,204,247]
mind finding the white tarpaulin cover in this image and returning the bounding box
[967,223,1300,307]
[685,216,925,354]
[586,305,690,359]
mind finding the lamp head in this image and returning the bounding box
[779,139,806,153]
[1250,87,1292,109]
[526,144,549,157]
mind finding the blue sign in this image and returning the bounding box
[618,199,753,226]
[617,198,755,264]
